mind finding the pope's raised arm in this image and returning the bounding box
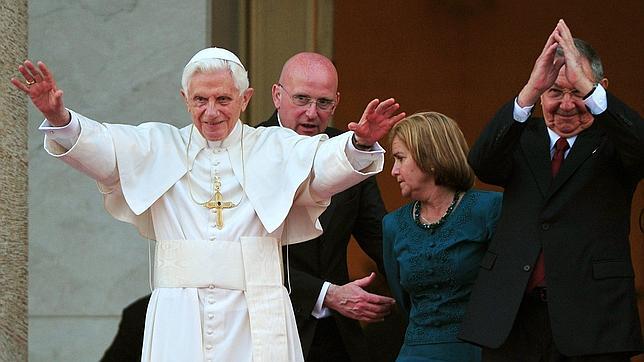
[305,98,404,201]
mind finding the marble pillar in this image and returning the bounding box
[0,0,28,360]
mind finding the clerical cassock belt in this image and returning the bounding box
[154,237,289,360]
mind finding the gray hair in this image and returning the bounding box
[181,59,249,95]
[557,38,605,82]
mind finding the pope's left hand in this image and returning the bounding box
[348,98,405,147]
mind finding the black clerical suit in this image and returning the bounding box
[260,112,388,362]
[101,294,149,362]
[458,92,644,357]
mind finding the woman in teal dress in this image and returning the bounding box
[384,112,502,361]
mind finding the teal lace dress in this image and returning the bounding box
[383,189,502,361]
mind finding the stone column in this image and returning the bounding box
[0,0,28,361]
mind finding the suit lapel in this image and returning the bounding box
[521,122,552,198]
[547,125,602,197]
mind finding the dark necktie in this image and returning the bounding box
[527,137,569,291]
[550,137,569,177]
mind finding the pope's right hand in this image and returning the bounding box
[11,60,70,126]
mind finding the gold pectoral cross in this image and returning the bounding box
[204,177,235,229]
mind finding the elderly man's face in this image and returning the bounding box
[540,60,595,137]
[273,68,339,136]
[182,70,252,141]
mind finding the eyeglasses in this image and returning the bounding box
[544,87,585,101]
[278,84,336,111]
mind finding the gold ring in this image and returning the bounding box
[26,79,35,85]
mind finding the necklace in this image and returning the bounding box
[185,124,246,229]
[413,190,462,231]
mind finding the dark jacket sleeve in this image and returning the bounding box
[352,176,387,276]
[282,251,325,318]
[594,91,644,179]
[468,98,527,187]
[100,294,150,362]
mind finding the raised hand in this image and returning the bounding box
[348,98,405,147]
[517,27,565,107]
[11,60,70,126]
[553,19,596,95]
[323,272,395,322]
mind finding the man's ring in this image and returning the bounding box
[26,79,35,85]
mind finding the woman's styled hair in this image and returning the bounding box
[389,111,475,190]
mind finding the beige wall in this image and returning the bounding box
[0,0,28,360]
[27,0,209,360]
[243,0,334,124]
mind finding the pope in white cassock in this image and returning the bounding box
[12,48,405,361]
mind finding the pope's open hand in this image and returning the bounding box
[348,98,405,147]
[11,60,69,126]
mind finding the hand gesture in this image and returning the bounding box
[348,98,405,147]
[553,19,595,95]
[517,28,565,107]
[11,60,70,126]
[323,272,395,322]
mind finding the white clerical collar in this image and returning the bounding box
[206,120,243,150]
[186,120,244,168]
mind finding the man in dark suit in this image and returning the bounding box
[260,51,397,362]
[100,295,149,362]
[459,20,644,361]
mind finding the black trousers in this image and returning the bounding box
[306,317,352,362]
[482,290,631,362]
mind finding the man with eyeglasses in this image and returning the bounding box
[259,52,398,362]
[460,20,644,360]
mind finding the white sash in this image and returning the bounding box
[153,237,288,361]
[154,239,246,289]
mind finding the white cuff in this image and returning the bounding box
[39,110,81,151]
[584,83,607,115]
[513,97,534,123]
[345,132,385,171]
[311,281,332,319]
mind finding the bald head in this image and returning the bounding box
[272,52,340,136]
[279,52,338,92]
